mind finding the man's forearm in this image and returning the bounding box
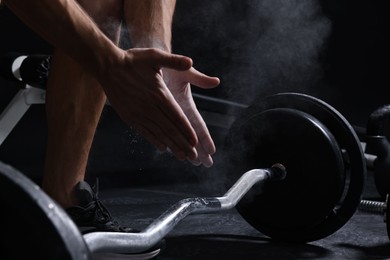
[125,0,176,52]
[3,0,122,78]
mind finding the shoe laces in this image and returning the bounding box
[84,178,113,224]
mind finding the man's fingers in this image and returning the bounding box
[152,84,199,159]
[135,113,197,161]
[188,156,202,166]
[179,98,216,167]
[153,107,198,161]
[186,67,220,89]
[119,83,198,160]
[184,100,216,155]
[198,153,214,168]
[145,48,193,71]
[188,144,214,168]
[133,124,166,152]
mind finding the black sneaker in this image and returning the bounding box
[65,180,133,233]
[66,180,165,259]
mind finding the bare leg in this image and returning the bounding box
[42,0,123,208]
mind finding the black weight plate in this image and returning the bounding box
[264,93,366,241]
[0,161,90,260]
[224,93,366,242]
[224,107,345,239]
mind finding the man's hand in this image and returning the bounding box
[162,67,220,167]
[99,48,200,161]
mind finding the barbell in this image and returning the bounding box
[0,92,367,259]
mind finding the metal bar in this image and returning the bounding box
[0,89,31,146]
[84,165,286,254]
[24,85,46,105]
[0,86,46,146]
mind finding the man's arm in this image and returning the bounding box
[125,0,220,167]
[125,0,175,52]
[4,0,120,77]
[3,0,199,161]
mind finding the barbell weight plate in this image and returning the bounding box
[0,161,90,260]
[264,93,366,241]
[224,93,366,242]
[224,106,345,241]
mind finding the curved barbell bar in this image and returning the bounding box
[84,164,287,254]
